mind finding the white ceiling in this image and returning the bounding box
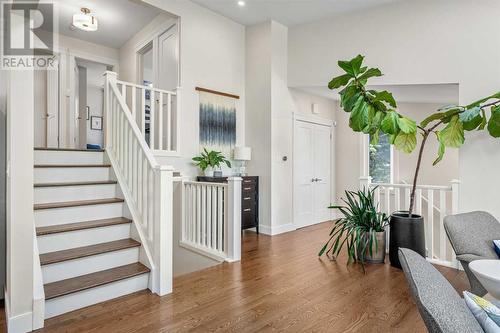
[190,0,404,26]
[296,84,459,104]
[44,0,168,49]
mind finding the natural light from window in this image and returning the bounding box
[369,132,392,183]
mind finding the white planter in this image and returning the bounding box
[204,167,214,177]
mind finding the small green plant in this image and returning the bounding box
[318,187,389,266]
[192,148,231,171]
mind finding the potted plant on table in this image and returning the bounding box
[319,187,389,267]
[328,55,500,268]
[192,148,232,177]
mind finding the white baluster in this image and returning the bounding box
[217,186,223,251]
[439,189,446,261]
[167,93,172,151]
[201,184,206,246]
[141,88,146,137]
[427,189,434,259]
[158,92,163,151]
[416,189,422,216]
[394,187,401,212]
[131,86,136,120]
[150,91,155,150]
[226,177,242,261]
[211,186,217,250]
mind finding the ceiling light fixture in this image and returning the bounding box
[237,1,245,7]
[72,7,98,32]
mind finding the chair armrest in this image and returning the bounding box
[456,253,489,263]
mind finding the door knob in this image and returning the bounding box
[311,178,316,182]
[316,178,322,182]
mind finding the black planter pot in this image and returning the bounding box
[389,212,426,269]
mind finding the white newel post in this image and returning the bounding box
[103,71,118,149]
[154,165,174,296]
[226,177,242,262]
[359,176,372,190]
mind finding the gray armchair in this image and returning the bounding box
[444,211,500,296]
[398,248,483,333]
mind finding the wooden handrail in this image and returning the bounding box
[195,86,239,99]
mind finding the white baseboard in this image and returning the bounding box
[259,223,296,236]
[5,290,33,333]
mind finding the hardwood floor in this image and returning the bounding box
[34,221,468,332]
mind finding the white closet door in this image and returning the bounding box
[312,124,332,223]
[294,120,332,229]
[293,121,315,228]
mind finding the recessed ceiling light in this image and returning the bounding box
[237,1,245,7]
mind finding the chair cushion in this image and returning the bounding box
[444,211,500,259]
[494,240,500,258]
[399,248,484,333]
[463,291,500,332]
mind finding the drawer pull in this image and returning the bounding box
[244,197,251,200]
[243,208,252,212]
[243,180,252,183]
[244,187,252,190]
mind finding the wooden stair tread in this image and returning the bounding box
[36,217,131,236]
[34,164,111,168]
[34,198,124,210]
[35,147,104,152]
[44,263,149,300]
[34,180,117,188]
[40,238,141,265]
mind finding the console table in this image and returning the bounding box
[196,176,259,233]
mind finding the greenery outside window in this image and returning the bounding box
[369,132,392,183]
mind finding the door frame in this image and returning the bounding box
[292,113,334,229]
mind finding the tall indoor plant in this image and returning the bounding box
[329,55,500,267]
[319,187,389,267]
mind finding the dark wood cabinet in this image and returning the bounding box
[196,176,259,233]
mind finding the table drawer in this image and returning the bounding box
[242,183,256,193]
[242,207,256,228]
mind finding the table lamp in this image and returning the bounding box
[233,146,251,176]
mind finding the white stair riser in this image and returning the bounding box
[35,151,104,165]
[35,203,123,227]
[38,224,131,253]
[34,184,117,204]
[34,167,112,183]
[45,273,149,319]
[42,248,140,283]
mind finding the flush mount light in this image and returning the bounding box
[72,7,98,32]
[237,1,245,7]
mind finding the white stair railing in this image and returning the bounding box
[104,71,174,296]
[360,177,460,269]
[181,178,242,262]
[115,80,179,155]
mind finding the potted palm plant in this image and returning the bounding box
[319,187,389,266]
[192,148,232,176]
[328,55,500,268]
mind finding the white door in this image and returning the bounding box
[34,58,59,148]
[46,60,59,147]
[294,120,332,229]
[157,25,178,92]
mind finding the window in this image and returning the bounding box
[369,132,392,183]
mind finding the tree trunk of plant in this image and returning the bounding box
[409,131,429,217]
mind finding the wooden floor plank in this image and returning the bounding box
[40,238,140,265]
[36,222,469,332]
[34,198,124,210]
[44,263,150,300]
[36,217,131,236]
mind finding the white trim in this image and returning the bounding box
[5,290,33,333]
[64,48,119,72]
[293,112,334,127]
[259,223,296,236]
[179,241,225,262]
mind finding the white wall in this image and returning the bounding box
[136,0,246,178]
[58,34,119,68]
[288,0,500,219]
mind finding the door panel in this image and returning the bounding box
[294,120,332,229]
[294,122,315,228]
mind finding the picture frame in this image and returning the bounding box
[86,106,90,120]
[91,116,103,131]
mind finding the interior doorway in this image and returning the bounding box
[293,116,333,229]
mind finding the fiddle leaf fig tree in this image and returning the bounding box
[329,55,500,216]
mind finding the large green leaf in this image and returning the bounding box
[487,105,500,137]
[381,111,399,134]
[357,68,382,82]
[349,98,369,132]
[433,132,445,165]
[440,115,464,148]
[328,74,351,90]
[421,112,447,128]
[340,85,361,112]
[338,60,356,76]
[466,91,500,109]
[397,116,417,134]
[459,106,481,123]
[462,114,483,131]
[394,132,417,153]
[350,54,364,76]
[373,90,397,108]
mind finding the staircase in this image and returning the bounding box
[34,147,151,319]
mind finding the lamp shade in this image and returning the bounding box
[233,146,251,161]
[73,8,98,32]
